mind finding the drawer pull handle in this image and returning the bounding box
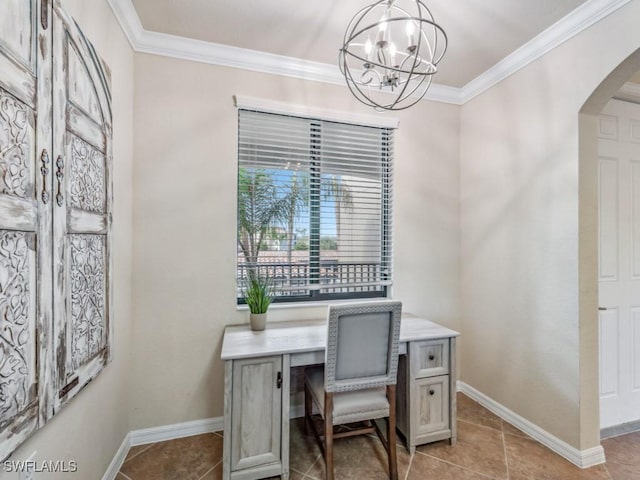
[428,354,435,361]
[429,389,435,396]
[276,371,282,389]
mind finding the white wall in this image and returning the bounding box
[130,54,461,428]
[460,0,640,450]
[0,0,134,478]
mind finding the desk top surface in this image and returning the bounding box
[221,314,459,360]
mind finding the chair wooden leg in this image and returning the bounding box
[324,392,334,480]
[387,385,398,480]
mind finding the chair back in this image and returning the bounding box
[324,301,402,393]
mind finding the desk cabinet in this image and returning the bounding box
[224,355,289,480]
[397,338,457,453]
[221,316,458,480]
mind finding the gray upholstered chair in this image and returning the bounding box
[304,301,402,480]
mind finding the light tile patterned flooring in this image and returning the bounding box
[117,393,640,480]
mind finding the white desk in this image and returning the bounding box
[221,314,459,480]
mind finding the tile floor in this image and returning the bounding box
[117,393,640,480]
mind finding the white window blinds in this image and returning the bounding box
[237,109,393,302]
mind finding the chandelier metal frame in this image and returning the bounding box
[339,0,447,111]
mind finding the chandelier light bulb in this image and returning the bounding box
[405,21,415,48]
[365,38,373,57]
[389,41,397,65]
[379,14,388,32]
[339,0,447,111]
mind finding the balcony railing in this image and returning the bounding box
[237,261,384,298]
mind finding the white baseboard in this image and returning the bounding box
[457,381,606,469]
[129,417,225,446]
[101,433,131,480]
[101,417,224,479]
[105,383,607,477]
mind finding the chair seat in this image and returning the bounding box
[305,366,390,425]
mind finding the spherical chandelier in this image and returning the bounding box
[339,0,447,111]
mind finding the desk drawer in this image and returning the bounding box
[291,350,324,367]
[413,375,450,439]
[410,339,449,378]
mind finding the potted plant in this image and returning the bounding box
[245,274,272,331]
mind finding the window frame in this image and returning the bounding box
[236,109,393,305]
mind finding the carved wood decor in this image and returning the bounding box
[69,234,106,370]
[0,230,36,423]
[0,90,34,199]
[0,0,113,460]
[69,135,106,213]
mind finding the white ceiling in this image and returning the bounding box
[129,0,589,88]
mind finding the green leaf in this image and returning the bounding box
[244,274,273,314]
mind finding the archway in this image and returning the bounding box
[579,48,640,449]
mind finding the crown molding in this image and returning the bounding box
[137,29,348,87]
[460,0,631,103]
[105,0,144,46]
[114,13,465,105]
[107,0,629,106]
[105,0,463,104]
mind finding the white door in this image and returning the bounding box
[598,98,640,429]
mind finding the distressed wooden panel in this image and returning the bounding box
[231,356,282,472]
[599,157,619,281]
[34,0,53,426]
[599,114,618,141]
[66,40,102,125]
[0,0,50,461]
[68,234,106,370]
[0,57,36,112]
[68,208,107,234]
[599,308,619,397]
[52,3,112,411]
[0,88,35,199]
[0,230,37,425]
[0,196,36,231]
[68,134,105,213]
[0,0,35,70]
[67,103,105,152]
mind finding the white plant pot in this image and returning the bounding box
[250,312,267,331]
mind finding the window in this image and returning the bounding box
[237,109,393,303]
